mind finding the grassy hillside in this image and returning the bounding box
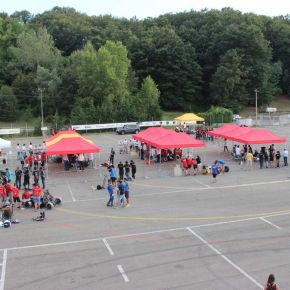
[240,95,290,117]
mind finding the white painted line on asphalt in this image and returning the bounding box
[192,178,211,188]
[2,211,290,252]
[63,178,290,204]
[259,217,281,230]
[102,238,114,255]
[0,250,7,290]
[66,180,76,202]
[186,227,263,289]
[117,265,129,282]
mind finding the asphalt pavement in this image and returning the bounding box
[1,128,290,290]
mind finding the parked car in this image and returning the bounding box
[116,124,140,135]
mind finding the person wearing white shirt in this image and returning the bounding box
[283,148,288,166]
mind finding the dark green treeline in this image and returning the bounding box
[1,7,290,123]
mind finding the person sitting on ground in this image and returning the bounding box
[22,188,31,201]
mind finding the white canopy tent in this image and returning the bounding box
[0,138,11,149]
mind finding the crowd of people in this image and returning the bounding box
[0,142,47,212]
[230,143,288,169]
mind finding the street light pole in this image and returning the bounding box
[254,89,258,126]
[38,88,45,137]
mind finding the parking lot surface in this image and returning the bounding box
[1,128,290,289]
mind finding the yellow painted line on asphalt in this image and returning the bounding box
[55,207,290,222]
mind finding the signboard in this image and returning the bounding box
[0,128,20,135]
[71,121,177,131]
[41,127,48,131]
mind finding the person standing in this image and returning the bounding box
[5,168,13,183]
[245,151,253,170]
[32,166,39,185]
[124,161,131,180]
[283,148,288,166]
[23,166,30,189]
[117,179,125,207]
[223,138,229,152]
[275,151,281,168]
[78,153,85,170]
[32,183,42,211]
[15,167,22,189]
[259,150,264,169]
[39,167,46,189]
[117,161,124,180]
[130,160,136,179]
[109,165,117,187]
[124,178,130,207]
[106,179,114,207]
[211,161,219,183]
[264,273,278,290]
[109,148,115,164]
[12,186,21,209]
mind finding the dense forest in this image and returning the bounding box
[1,7,290,125]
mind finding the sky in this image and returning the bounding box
[1,0,289,19]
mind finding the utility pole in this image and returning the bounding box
[254,89,258,126]
[38,88,45,137]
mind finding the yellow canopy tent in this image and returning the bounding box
[175,113,204,122]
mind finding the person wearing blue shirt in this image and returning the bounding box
[5,168,13,183]
[211,161,219,183]
[109,165,117,187]
[124,178,130,207]
[106,179,114,207]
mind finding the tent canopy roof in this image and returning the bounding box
[175,113,204,122]
[132,127,168,143]
[149,132,205,149]
[231,129,286,144]
[45,130,100,155]
[208,124,239,137]
[0,138,11,149]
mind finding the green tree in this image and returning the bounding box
[70,97,97,124]
[14,26,60,70]
[210,49,248,112]
[0,85,18,120]
[138,76,161,120]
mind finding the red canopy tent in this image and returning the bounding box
[148,131,205,149]
[45,130,101,155]
[132,127,169,143]
[230,129,286,144]
[208,124,239,137]
[218,126,253,141]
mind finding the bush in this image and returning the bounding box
[199,106,233,125]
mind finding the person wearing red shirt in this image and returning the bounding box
[22,189,31,200]
[41,152,46,167]
[12,186,21,209]
[32,184,42,210]
[5,182,13,201]
[0,183,7,203]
